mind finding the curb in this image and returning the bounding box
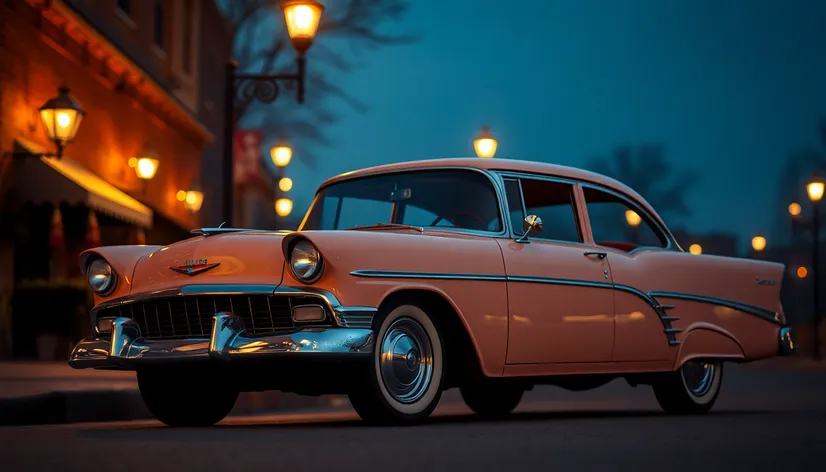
[0,390,340,426]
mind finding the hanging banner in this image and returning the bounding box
[234,129,262,185]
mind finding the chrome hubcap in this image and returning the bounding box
[379,317,434,404]
[681,361,716,396]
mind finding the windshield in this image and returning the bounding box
[300,169,503,232]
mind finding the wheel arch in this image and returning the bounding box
[674,323,745,370]
[377,287,487,388]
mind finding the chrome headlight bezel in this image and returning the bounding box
[289,238,324,284]
[87,258,117,296]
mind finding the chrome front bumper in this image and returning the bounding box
[69,313,375,369]
[778,326,795,356]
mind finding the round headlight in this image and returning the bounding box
[88,259,116,295]
[290,239,323,283]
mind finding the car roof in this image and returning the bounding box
[320,157,663,223]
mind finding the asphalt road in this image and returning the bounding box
[2,364,825,472]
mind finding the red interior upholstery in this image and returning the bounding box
[597,241,638,252]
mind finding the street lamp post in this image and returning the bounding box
[807,172,824,359]
[221,1,324,227]
[270,143,293,228]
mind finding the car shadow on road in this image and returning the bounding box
[220,408,791,429]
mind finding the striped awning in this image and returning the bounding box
[14,151,153,229]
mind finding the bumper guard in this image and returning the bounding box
[69,313,375,369]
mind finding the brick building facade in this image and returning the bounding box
[0,0,233,359]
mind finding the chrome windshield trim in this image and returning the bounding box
[299,166,510,238]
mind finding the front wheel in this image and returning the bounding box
[137,368,239,427]
[348,301,444,425]
[652,360,723,415]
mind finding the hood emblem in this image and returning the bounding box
[170,259,220,276]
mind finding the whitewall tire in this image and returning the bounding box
[653,360,723,415]
[348,301,444,424]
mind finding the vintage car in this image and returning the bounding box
[70,158,795,426]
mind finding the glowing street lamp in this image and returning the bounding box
[39,85,85,159]
[789,202,802,217]
[271,145,293,168]
[279,177,293,192]
[181,184,204,214]
[807,173,825,202]
[473,126,498,158]
[689,244,702,255]
[275,197,293,217]
[751,233,766,252]
[134,157,159,180]
[281,0,325,54]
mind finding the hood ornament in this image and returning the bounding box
[170,259,220,276]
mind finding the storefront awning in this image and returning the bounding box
[15,154,153,228]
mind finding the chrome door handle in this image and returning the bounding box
[584,251,607,260]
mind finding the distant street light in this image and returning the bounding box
[134,157,159,180]
[752,233,766,252]
[270,144,293,168]
[625,210,641,227]
[807,172,823,360]
[798,266,808,279]
[789,202,802,217]
[279,177,293,192]
[689,243,702,255]
[473,126,498,158]
[221,1,324,227]
[182,184,204,214]
[275,197,293,217]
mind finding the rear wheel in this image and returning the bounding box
[653,360,723,415]
[348,301,444,425]
[460,383,524,418]
[137,367,238,427]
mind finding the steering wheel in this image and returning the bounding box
[429,211,488,230]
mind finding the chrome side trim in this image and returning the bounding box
[69,314,375,369]
[350,269,506,281]
[349,269,783,344]
[648,291,781,325]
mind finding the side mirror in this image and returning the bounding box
[516,215,543,243]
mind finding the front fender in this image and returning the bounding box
[80,245,162,302]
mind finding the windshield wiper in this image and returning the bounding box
[346,223,424,233]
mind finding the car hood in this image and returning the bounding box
[130,231,288,294]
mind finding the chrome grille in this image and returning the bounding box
[96,295,330,339]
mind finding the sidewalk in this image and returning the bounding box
[0,362,338,426]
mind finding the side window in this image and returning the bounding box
[504,177,581,243]
[582,187,667,249]
[520,178,582,242]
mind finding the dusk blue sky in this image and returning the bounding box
[276,0,826,247]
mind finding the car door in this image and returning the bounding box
[497,175,616,364]
[579,184,675,362]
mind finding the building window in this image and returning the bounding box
[117,0,130,15]
[153,0,165,50]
